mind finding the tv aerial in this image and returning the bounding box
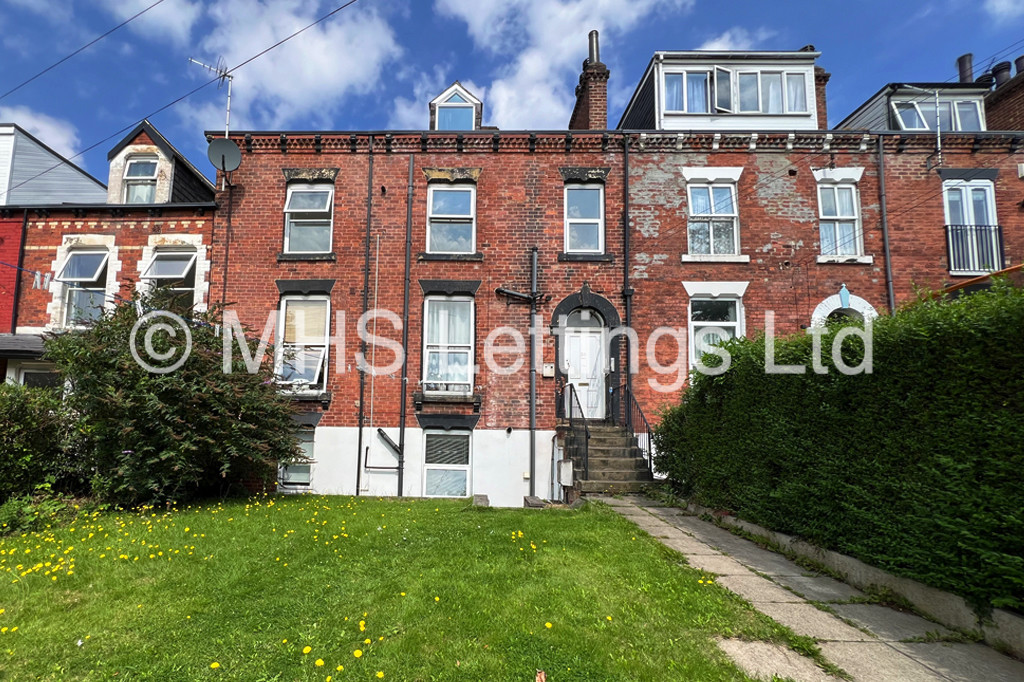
[189,56,233,138]
[191,57,241,183]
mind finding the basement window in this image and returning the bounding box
[280,430,314,488]
[423,431,471,497]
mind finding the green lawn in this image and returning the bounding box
[0,495,817,680]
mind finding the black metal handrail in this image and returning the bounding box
[609,383,654,471]
[561,383,591,480]
[945,224,1003,274]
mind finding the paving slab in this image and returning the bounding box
[669,516,756,553]
[819,642,946,682]
[724,545,808,577]
[717,638,839,682]
[685,553,753,576]
[830,604,952,642]
[660,534,723,555]
[717,575,806,603]
[593,496,634,507]
[757,603,876,641]
[891,642,1024,682]
[773,574,866,602]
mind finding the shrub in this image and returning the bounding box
[0,383,78,501]
[654,281,1024,613]
[43,295,300,506]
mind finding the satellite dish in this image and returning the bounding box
[207,138,241,173]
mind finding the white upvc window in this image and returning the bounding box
[427,185,476,254]
[664,70,711,113]
[123,156,158,204]
[943,179,1001,275]
[436,92,475,131]
[276,296,330,391]
[57,250,110,326]
[687,183,739,255]
[423,296,473,394]
[725,69,808,114]
[140,250,197,294]
[818,185,862,256]
[279,430,314,488]
[892,99,984,132]
[688,297,743,367]
[284,184,334,254]
[564,184,604,253]
[423,431,471,498]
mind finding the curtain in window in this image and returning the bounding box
[284,301,327,344]
[686,73,708,113]
[427,300,470,345]
[763,73,783,113]
[786,74,806,112]
[689,187,711,214]
[664,74,683,111]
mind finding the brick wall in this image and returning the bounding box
[0,216,24,332]
[985,73,1024,131]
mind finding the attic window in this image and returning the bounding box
[124,156,158,204]
[437,93,474,131]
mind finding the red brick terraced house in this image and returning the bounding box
[204,35,1022,505]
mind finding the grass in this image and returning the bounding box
[0,494,820,681]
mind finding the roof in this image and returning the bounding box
[0,123,106,191]
[0,333,44,359]
[429,81,483,107]
[835,82,992,129]
[107,120,215,193]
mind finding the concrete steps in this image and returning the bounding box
[565,422,653,496]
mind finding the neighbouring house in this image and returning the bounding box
[5,120,216,385]
[983,54,1024,132]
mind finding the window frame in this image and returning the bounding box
[942,179,1001,275]
[422,430,472,498]
[686,182,740,256]
[140,250,198,292]
[422,295,475,395]
[279,429,314,488]
[436,94,476,131]
[817,183,863,257]
[663,69,711,114]
[891,98,985,132]
[688,297,744,368]
[563,183,605,254]
[57,249,110,326]
[123,156,159,204]
[283,183,335,255]
[275,295,331,392]
[426,184,477,255]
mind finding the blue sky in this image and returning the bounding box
[2,0,1024,184]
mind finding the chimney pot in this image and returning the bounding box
[588,30,600,64]
[976,71,995,88]
[957,53,974,84]
[994,61,1013,86]
[1015,55,1024,76]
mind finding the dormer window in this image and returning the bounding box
[892,99,983,132]
[437,93,474,130]
[123,156,158,204]
[662,67,809,116]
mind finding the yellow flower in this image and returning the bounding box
[400,592,406,597]
[327,677,332,682]
[336,665,344,671]
[303,646,312,654]
[364,638,371,644]
[606,616,613,621]
[354,649,363,658]
[315,659,324,667]
[377,673,384,679]
[434,596,440,602]
[545,622,552,629]
[210,662,220,669]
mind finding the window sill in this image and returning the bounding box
[680,254,750,263]
[949,270,998,277]
[413,391,482,412]
[285,390,331,404]
[817,255,874,265]
[277,252,336,263]
[417,252,484,262]
[558,252,614,263]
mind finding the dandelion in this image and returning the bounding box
[303,646,312,654]
[337,665,344,671]
[364,638,371,644]
[315,659,324,667]
[354,649,363,658]
[377,673,384,678]
[210,662,220,669]
[435,596,440,602]
[606,616,612,621]
[545,622,552,629]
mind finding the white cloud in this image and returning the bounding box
[6,0,74,26]
[0,105,81,159]
[984,0,1024,19]
[697,27,776,51]
[186,0,402,129]
[435,0,693,129]
[97,0,203,47]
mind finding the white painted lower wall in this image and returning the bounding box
[292,426,558,508]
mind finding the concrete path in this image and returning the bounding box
[598,495,1024,682]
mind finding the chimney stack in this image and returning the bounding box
[993,61,1013,86]
[957,53,974,84]
[568,30,610,130]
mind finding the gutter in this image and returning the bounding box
[622,134,633,398]
[876,136,896,312]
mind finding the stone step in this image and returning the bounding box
[587,456,649,470]
[586,469,654,482]
[579,480,651,494]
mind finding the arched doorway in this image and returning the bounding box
[811,285,878,328]
[551,284,622,420]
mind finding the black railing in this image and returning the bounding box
[946,224,1004,275]
[609,383,653,471]
[561,383,591,481]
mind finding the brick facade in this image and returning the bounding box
[0,215,24,333]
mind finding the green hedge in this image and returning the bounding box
[654,281,1024,613]
[0,383,78,501]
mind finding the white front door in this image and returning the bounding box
[565,328,605,419]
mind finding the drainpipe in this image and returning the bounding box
[11,209,28,332]
[529,247,538,497]
[220,180,234,306]
[355,137,374,495]
[396,154,414,498]
[877,135,896,312]
[621,133,633,399]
